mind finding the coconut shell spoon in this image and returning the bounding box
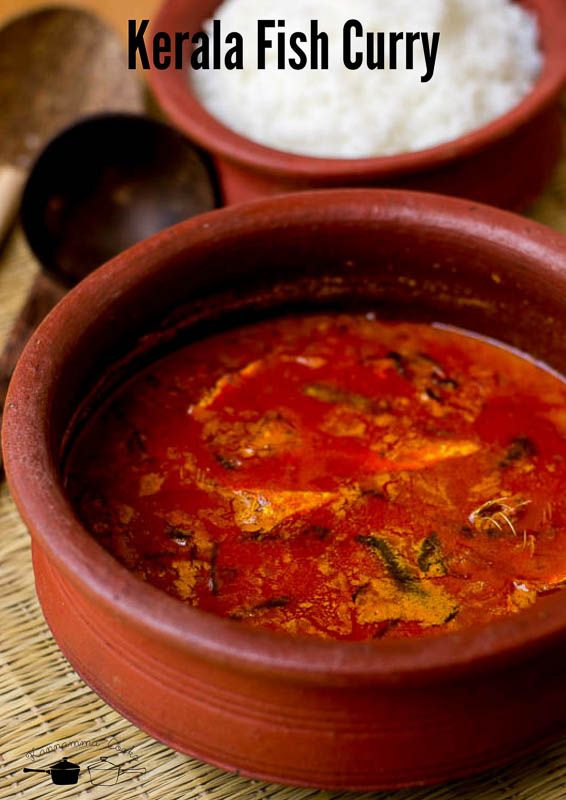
[0,6,144,245]
[0,7,142,473]
[0,113,218,473]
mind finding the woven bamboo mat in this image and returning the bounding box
[1,109,566,800]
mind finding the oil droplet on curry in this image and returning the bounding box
[65,315,566,641]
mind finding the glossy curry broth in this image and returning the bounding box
[65,314,566,641]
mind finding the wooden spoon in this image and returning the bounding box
[0,6,141,473]
[0,113,218,474]
[0,6,143,244]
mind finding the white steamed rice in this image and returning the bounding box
[191,0,542,159]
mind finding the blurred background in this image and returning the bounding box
[1,0,156,33]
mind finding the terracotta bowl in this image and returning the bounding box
[4,190,566,791]
[148,0,566,207]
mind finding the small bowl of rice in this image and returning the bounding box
[149,0,566,207]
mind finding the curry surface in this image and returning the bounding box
[66,314,566,640]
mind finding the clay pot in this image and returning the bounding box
[148,0,566,207]
[4,190,566,790]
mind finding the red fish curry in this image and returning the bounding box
[65,314,566,641]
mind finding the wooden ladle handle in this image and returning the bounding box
[0,164,27,247]
[0,271,66,473]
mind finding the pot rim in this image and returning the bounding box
[148,0,566,181]
[5,189,566,686]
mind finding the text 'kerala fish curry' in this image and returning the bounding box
[65,314,566,641]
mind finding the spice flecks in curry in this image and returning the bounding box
[66,315,566,641]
